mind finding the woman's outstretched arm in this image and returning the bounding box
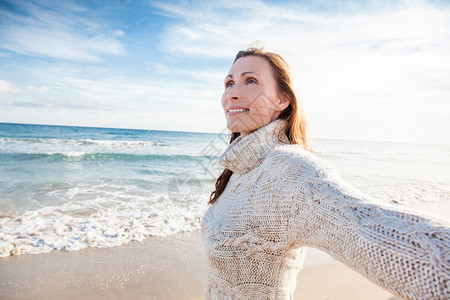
[282,149,449,299]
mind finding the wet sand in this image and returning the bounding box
[0,232,400,300]
[0,201,447,300]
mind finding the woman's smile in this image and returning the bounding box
[227,107,250,116]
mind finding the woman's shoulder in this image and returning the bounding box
[265,143,338,179]
[268,144,324,166]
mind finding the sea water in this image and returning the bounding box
[0,123,449,257]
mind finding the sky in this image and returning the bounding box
[0,0,449,144]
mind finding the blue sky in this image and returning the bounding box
[0,0,449,144]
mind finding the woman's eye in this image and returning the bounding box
[246,78,257,84]
[225,81,234,88]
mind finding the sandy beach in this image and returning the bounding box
[0,201,448,300]
[0,232,400,300]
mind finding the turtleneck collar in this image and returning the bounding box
[219,119,289,174]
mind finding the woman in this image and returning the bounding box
[201,47,449,299]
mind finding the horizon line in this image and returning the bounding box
[0,121,448,147]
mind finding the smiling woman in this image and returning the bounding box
[222,55,289,136]
[201,47,450,300]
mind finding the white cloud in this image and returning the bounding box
[26,85,51,93]
[0,80,21,93]
[152,1,450,60]
[149,0,450,143]
[112,30,125,37]
[0,0,125,61]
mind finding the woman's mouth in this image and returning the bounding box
[227,108,249,115]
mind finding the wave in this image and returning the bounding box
[0,152,220,162]
[0,192,209,257]
[0,136,224,158]
[0,137,166,147]
[0,175,448,258]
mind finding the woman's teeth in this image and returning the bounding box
[228,108,248,112]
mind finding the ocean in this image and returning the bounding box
[0,123,449,257]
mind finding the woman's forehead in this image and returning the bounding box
[228,55,273,77]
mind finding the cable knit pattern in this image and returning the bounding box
[201,119,450,300]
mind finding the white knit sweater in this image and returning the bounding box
[201,119,449,300]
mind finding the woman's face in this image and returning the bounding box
[221,55,289,137]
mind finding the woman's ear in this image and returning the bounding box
[277,93,290,111]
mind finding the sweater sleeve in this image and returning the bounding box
[284,152,450,300]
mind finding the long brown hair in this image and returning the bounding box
[209,47,312,204]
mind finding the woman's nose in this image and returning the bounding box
[228,86,241,101]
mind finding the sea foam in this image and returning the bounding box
[0,187,208,257]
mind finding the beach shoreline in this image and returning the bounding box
[1,201,447,299]
[0,231,400,300]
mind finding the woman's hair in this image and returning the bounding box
[209,47,312,204]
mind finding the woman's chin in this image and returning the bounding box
[227,125,252,134]
[226,119,257,133]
